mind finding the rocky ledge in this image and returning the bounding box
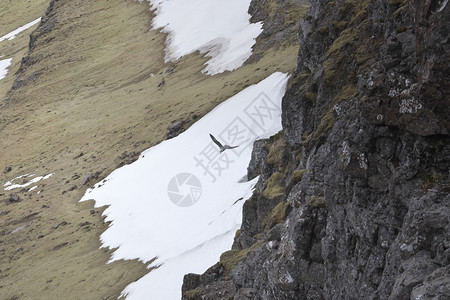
[182,0,450,299]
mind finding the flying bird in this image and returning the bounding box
[209,134,239,153]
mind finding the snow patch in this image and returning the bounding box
[0,18,41,43]
[4,173,54,191]
[4,174,34,187]
[0,58,12,80]
[81,72,289,299]
[438,0,448,12]
[147,0,262,74]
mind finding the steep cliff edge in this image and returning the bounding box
[182,0,450,299]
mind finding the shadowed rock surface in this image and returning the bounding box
[182,0,450,299]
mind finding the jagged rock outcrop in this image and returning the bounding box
[182,0,450,299]
[4,0,60,102]
[246,0,310,63]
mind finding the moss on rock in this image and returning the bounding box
[263,201,291,228]
[292,169,308,185]
[264,131,287,166]
[262,171,285,199]
[220,241,263,277]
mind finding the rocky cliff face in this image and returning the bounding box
[182,0,450,299]
[246,0,310,63]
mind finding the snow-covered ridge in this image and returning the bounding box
[80,72,289,299]
[146,0,262,74]
[0,18,41,43]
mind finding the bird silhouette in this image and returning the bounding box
[209,134,239,153]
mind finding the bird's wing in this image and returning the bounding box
[209,134,223,148]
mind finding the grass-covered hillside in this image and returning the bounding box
[0,0,306,298]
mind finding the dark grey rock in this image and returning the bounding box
[166,120,185,139]
[8,194,21,203]
[246,0,310,63]
[52,221,67,230]
[390,251,440,299]
[410,266,450,300]
[81,173,92,185]
[247,139,269,180]
[4,0,57,102]
[73,152,83,159]
[182,0,450,299]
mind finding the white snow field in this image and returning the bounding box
[0,17,41,43]
[81,72,289,299]
[146,0,262,74]
[0,57,12,80]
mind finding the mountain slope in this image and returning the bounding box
[0,0,306,299]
